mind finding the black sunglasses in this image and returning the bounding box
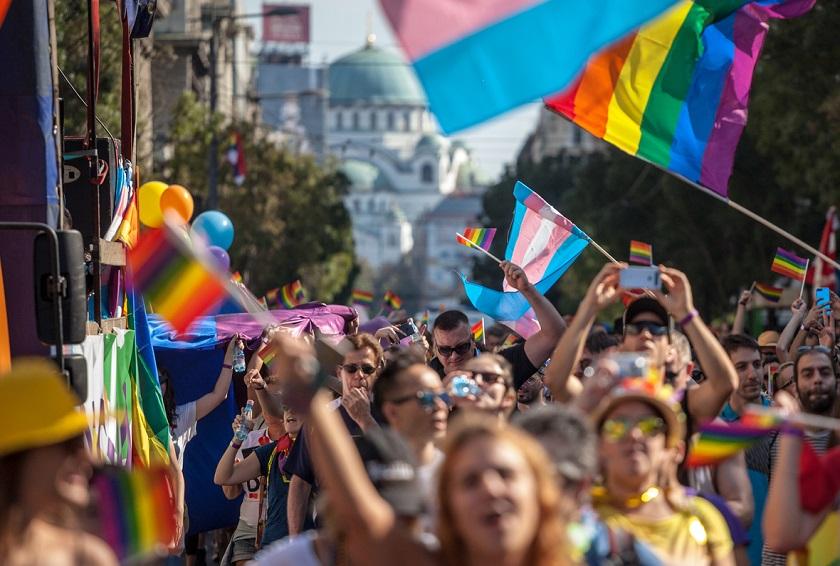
[437,341,473,357]
[624,321,669,337]
[341,363,377,375]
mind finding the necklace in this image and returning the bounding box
[591,485,661,509]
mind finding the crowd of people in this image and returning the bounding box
[2,259,840,565]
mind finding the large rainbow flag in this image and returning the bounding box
[546,0,815,197]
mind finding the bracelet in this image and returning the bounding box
[780,426,804,438]
[222,363,233,370]
[678,309,699,327]
[231,439,243,449]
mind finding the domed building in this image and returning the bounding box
[327,38,484,272]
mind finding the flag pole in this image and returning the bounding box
[481,317,486,346]
[799,259,810,300]
[456,233,504,264]
[748,281,756,295]
[587,237,620,264]
[643,160,840,271]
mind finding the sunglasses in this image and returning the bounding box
[437,341,473,358]
[601,416,666,442]
[624,322,669,337]
[389,390,452,411]
[797,345,832,356]
[341,363,377,375]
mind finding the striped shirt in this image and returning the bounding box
[760,429,833,566]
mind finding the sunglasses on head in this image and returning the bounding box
[797,345,832,356]
[600,416,666,442]
[389,390,452,411]
[341,363,377,375]
[624,321,669,337]
[437,341,473,358]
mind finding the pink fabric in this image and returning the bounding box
[505,212,572,292]
[379,0,542,59]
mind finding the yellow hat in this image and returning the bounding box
[0,358,89,457]
[758,330,780,349]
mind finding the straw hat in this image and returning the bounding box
[0,358,89,457]
[758,330,780,350]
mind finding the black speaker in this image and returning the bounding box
[62,137,119,249]
[34,230,86,345]
[61,353,88,402]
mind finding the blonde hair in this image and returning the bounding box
[436,415,569,566]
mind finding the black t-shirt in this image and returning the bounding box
[428,343,538,390]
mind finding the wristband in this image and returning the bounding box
[231,439,243,449]
[678,309,699,327]
[780,426,804,438]
[222,363,233,370]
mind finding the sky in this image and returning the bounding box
[241,0,541,182]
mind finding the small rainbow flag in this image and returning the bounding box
[418,310,430,327]
[629,240,653,266]
[264,288,279,307]
[771,247,809,281]
[93,466,177,560]
[501,333,520,348]
[471,318,485,344]
[231,272,243,284]
[280,280,305,308]
[754,282,783,303]
[257,342,277,367]
[351,289,374,306]
[686,411,782,468]
[383,290,402,310]
[127,227,226,334]
[456,227,497,252]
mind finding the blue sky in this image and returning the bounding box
[241,0,540,182]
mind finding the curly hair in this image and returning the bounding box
[343,333,385,367]
[436,415,570,566]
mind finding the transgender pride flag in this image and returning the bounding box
[460,181,589,326]
[379,0,680,133]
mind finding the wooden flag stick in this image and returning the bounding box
[748,281,756,296]
[587,237,620,264]
[799,259,810,300]
[456,233,504,264]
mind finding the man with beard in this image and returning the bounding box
[516,372,547,412]
[760,345,839,566]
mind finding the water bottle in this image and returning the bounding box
[235,400,254,442]
[449,375,482,398]
[233,339,246,373]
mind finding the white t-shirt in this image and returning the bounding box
[253,531,320,566]
[236,428,272,527]
[173,401,198,470]
[416,449,443,534]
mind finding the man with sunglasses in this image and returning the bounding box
[373,350,449,532]
[430,261,566,390]
[284,333,385,535]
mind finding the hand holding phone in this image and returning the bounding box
[619,266,661,290]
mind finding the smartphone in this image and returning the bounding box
[816,287,831,311]
[396,318,419,338]
[619,266,661,290]
[608,353,650,380]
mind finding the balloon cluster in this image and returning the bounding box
[137,181,235,271]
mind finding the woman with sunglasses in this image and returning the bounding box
[592,379,734,566]
[443,353,517,421]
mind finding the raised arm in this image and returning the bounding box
[500,261,566,368]
[214,413,262,486]
[714,450,753,528]
[655,267,736,422]
[777,298,807,363]
[543,263,622,403]
[166,437,185,553]
[731,289,752,335]
[195,337,238,420]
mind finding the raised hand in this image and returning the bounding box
[583,262,624,313]
[374,325,401,344]
[500,261,532,292]
[342,387,374,428]
[790,297,807,319]
[738,289,752,306]
[654,266,695,320]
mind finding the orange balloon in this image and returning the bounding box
[160,184,194,224]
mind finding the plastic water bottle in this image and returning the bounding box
[235,400,254,442]
[233,339,246,373]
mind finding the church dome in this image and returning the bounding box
[339,160,391,192]
[416,133,447,153]
[329,44,426,105]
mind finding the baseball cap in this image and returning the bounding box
[354,429,426,518]
[623,297,670,328]
[758,330,780,349]
[0,358,89,457]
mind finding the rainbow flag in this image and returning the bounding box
[418,310,430,328]
[471,318,485,344]
[379,0,679,133]
[502,333,520,348]
[754,282,783,303]
[257,342,277,367]
[280,280,305,308]
[351,289,374,306]
[457,227,497,252]
[686,414,781,467]
[771,247,809,281]
[264,288,279,307]
[629,240,653,266]
[127,227,226,334]
[93,466,177,560]
[546,0,816,197]
[383,290,402,310]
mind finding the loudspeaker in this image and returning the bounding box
[62,137,120,249]
[34,230,86,345]
[61,353,88,402]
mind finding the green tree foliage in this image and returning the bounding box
[475,7,838,322]
[157,93,356,303]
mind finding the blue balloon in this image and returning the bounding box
[191,210,234,250]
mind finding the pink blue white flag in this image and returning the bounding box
[378,0,680,133]
[460,181,589,323]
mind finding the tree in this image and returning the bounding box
[157,93,356,303]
